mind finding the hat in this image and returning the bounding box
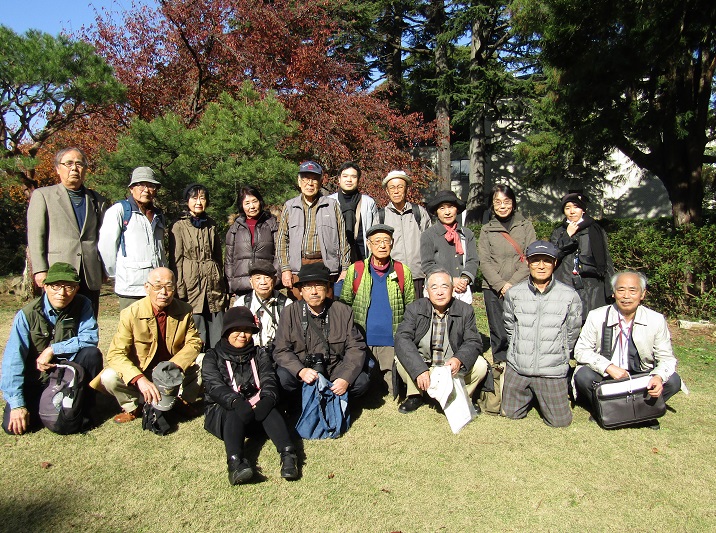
[525,240,559,260]
[382,170,412,187]
[366,224,394,238]
[221,306,260,337]
[183,183,208,202]
[151,361,183,411]
[560,192,588,211]
[426,190,466,214]
[249,259,277,277]
[128,167,161,187]
[44,262,80,285]
[296,262,331,285]
[298,160,323,176]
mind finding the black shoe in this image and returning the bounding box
[280,447,299,480]
[645,420,661,431]
[472,402,482,416]
[227,455,254,485]
[398,396,424,414]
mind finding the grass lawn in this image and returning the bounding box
[0,286,715,532]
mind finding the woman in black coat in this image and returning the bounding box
[202,306,299,485]
[550,192,614,321]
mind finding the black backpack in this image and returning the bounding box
[38,362,85,434]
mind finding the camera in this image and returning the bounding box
[304,353,327,376]
[238,380,259,400]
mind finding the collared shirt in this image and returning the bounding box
[430,308,448,366]
[151,306,172,369]
[301,196,322,257]
[0,294,98,409]
[235,291,291,347]
[611,313,633,370]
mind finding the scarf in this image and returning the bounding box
[189,211,208,228]
[443,223,464,255]
[337,189,360,238]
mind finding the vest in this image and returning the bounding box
[21,296,84,360]
[285,195,341,274]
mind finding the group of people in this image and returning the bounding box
[1,147,683,486]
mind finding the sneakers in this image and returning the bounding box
[280,447,299,480]
[113,406,142,424]
[398,395,424,414]
[227,455,254,485]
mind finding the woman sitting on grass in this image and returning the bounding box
[202,306,299,485]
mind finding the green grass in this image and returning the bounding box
[0,288,715,532]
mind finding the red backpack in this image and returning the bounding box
[352,260,405,294]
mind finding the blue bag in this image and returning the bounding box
[295,374,350,439]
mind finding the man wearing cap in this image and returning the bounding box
[1,262,103,434]
[27,147,109,316]
[273,262,369,400]
[94,267,203,424]
[339,224,415,394]
[276,161,350,300]
[233,260,291,351]
[379,170,432,296]
[98,166,167,310]
[502,240,582,427]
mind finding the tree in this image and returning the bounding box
[511,0,716,227]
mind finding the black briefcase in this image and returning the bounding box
[593,373,666,429]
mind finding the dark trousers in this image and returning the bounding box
[276,366,371,398]
[78,280,100,319]
[413,278,425,298]
[483,288,508,363]
[222,407,292,457]
[193,311,224,352]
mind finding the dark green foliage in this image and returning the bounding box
[0,193,29,276]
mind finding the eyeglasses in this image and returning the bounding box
[493,200,513,207]
[528,258,553,265]
[369,238,392,247]
[147,282,175,292]
[134,182,158,191]
[387,184,406,192]
[299,176,320,183]
[45,283,78,293]
[59,161,86,169]
[301,282,327,290]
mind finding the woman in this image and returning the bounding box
[202,306,299,485]
[225,186,279,296]
[420,190,478,303]
[478,184,536,365]
[169,183,228,350]
[550,192,614,321]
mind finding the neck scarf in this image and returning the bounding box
[219,337,256,363]
[443,223,464,255]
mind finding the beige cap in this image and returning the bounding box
[382,170,412,188]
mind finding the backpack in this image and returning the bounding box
[352,260,405,294]
[377,203,422,226]
[38,362,86,434]
[119,199,165,257]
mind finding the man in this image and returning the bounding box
[379,170,431,296]
[340,224,415,394]
[98,166,166,310]
[276,161,350,300]
[27,147,109,316]
[93,267,202,423]
[502,241,582,427]
[573,271,682,429]
[273,262,369,401]
[233,259,291,351]
[1,262,102,434]
[394,268,488,414]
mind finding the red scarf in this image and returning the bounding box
[443,223,464,255]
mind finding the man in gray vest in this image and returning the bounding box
[276,161,350,300]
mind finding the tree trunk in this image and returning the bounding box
[433,0,450,190]
[466,19,487,223]
[662,165,705,227]
[384,3,404,104]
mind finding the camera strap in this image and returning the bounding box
[301,301,332,358]
[226,359,260,393]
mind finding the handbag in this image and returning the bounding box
[593,372,666,429]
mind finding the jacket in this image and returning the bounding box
[169,214,228,313]
[328,192,378,258]
[478,212,536,291]
[574,304,677,383]
[420,222,479,282]
[27,184,109,290]
[272,299,366,386]
[93,296,201,387]
[98,197,166,297]
[394,298,482,382]
[503,278,582,378]
[224,212,279,294]
[381,202,432,279]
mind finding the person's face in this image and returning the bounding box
[436,202,458,225]
[130,182,158,206]
[613,273,646,316]
[528,255,556,284]
[44,281,79,310]
[338,167,360,193]
[385,178,407,206]
[242,194,261,218]
[300,281,328,310]
[492,192,514,218]
[55,150,87,191]
[145,268,175,309]
[426,272,453,311]
[298,174,321,200]
[187,192,207,216]
[368,232,392,261]
[564,202,584,223]
[227,328,254,348]
[250,273,276,299]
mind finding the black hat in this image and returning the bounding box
[366,224,394,238]
[222,306,260,337]
[296,262,331,285]
[426,190,466,214]
[560,192,588,212]
[183,183,208,202]
[249,259,276,277]
[525,240,559,260]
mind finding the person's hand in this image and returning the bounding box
[566,220,580,237]
[647,375,664,397]
[298,367,318,385]
[445,357,461,376]
[7,407,29,435]
[330,378,349,396]
[282,271,293,289]
[500,282,513,297]
[605,364,629,380]
[36,346,55,372]
[34,272,47,288]
[453,277,469,293]
[337,271,347,282]
[136,376,162,405]
[416,370,430,391]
